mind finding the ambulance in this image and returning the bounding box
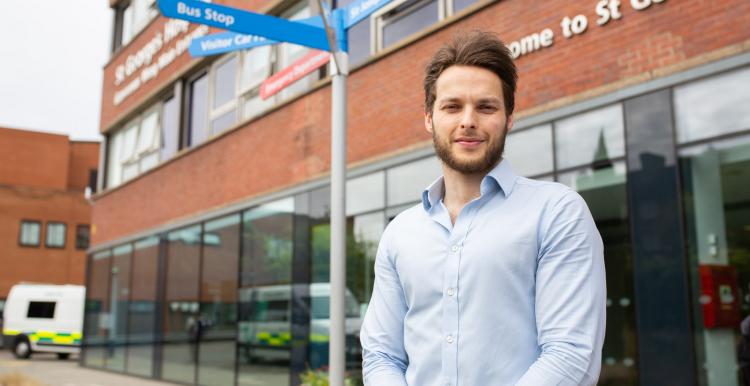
[2,283,85,359]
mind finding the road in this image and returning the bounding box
[0,351,174,386]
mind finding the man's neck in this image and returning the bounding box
[442,163,496,224]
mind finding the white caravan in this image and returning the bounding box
[2,283,85,359]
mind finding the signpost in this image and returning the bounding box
[157,1,392,384]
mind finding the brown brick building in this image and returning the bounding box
[85,0,750,385]
[0,127,99,303]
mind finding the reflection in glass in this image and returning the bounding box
[198,215,240,386]
[346,172,384,216]
[555,104,625,170]
[106,244,132,372]
[126,236,159,377]
[681,139,750,386]
[211,109,237,136]
[161,225,202,384]
[504,124,553,177]
[558,162,638,385]
[239,199,294,386]
[387,156,441,207]
[83,250,112,368]
[674,67,750,144]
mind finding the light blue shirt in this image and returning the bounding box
[360,160,606,386]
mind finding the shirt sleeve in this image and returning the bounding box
[360,226,409,386]
[515,189,607,386]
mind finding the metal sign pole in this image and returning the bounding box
[329,51,348,386]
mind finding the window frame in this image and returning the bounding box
[18,219,42,248]
[76,224,91,251]
[45,221,67,249]
[373,0,446,51]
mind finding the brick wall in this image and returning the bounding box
[0,128,100,298]
[92,0,750,245]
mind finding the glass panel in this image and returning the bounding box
[211,109,237,136]
[198,214,240,386]
[346,172,385,215]
[213,56,238,109]
[453,0,476,13]
[674,67,750,144]
[386,156,441,207]
[126,236,159,377]
[680,137,750,386]
[20,222,40,246]
[554,104,625,170]
[161,95,180,161]
[504,124,553,177]
[137,109,160,154]
[76,225,91,250]
[242,89,274,120]
[121,123,139,162]
[161,225,202,384]
[238,198,294,386]
[557,162,638,385]
[83,250,111,368]
[107,131,124,188]
[45,223,66,247]
[106,244,132,372]
[122,5,134,45]
[346,212,385,380]
[382,0,439,49]
[190,74,209,146]
[138,151,159,173]
[241,45,272,91]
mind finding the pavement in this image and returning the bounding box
[0,351,175,386]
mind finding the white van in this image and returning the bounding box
[238,283,362,368]
[2,283,85,359]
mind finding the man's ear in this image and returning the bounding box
[424,111,433,134]
[506,114,514,132]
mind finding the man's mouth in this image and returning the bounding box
[455,137,485,147]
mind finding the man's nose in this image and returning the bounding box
[459,107,478,129]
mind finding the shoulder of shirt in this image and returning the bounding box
[380,203,426,239]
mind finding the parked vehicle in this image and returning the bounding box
[2,283,85,359]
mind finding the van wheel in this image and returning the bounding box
[13,336,32,359]
[57,353,71,360]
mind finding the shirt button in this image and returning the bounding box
[446,335,454,344]
[447,287,455,296]
[450,244,459,253]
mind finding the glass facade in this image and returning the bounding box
[86,66,750,385]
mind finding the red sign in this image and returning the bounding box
[260,50,331,99]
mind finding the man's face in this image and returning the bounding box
[425,65,513,175]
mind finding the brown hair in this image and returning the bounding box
[424,30,517,117]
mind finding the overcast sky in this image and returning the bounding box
[0,1,111,141]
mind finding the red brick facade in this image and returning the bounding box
[93,0,750,245]
[0,127,99,297]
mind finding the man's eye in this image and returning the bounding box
[443,104,460,111]
[479,105,498,112]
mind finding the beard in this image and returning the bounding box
[432,123,507,175]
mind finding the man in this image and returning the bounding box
[360,31,606,386]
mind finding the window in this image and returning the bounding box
[504,124,554,177]
[27,301,56,319]
[19,220,41,247]
[386,156,442,206]
[106,101,167,188]
[378,0,441,50]
[46,222,67,248]
[240,45,274,120]
[210,55,239,135]
[76,225,91,250]
[674,67,750,144]
[114,0,159,50]
[554,104,625,170]
[188,73,209,146]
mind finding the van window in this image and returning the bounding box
[27,301,56,319]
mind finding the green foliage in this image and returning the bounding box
[299,369,364,386]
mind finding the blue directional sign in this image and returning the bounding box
[158,0,330,51]
[189,15,326,57]
[343,0,392,28]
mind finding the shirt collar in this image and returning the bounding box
[421,159,518,212]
